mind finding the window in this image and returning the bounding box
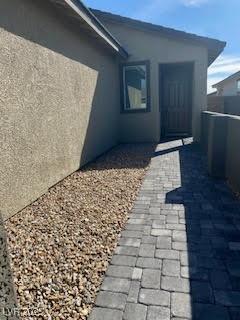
[121,61,150,112]
[237,79,240,92]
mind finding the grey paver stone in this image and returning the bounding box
[156,237,171,249]
[142,236,157,244]
[172,242,188,251]
[155,249,179,260]
[227,261,240,277]
[121,230,143,238]
[136,257,162,269]
[191,281,214,303]
[194,303,230,320]
[130,214,146,219]
[119,238,141,247]
[162,260,180,277]
[151,229,171,237]
[166,224,185,231]
[143,226,152,235]
[214,290,240,306]
[139,289,170,306]
[95,292,127,310]
[147,306,170,320]
[123,303,147,320]
[197,256,223,270]
[210,270,231,290]
[180,252,188,266]
[139,244,155,257]
[115,246,139,256]
[172,231,187,242]
[128,218,145,225]
[152,220,165,229]
[132,268,142,280]
[171,293,192,318]
[229,242,240,251]
[127,281,140,303]
[179,218,186,224]
[89,307,123,320]
[106,265,133,279]
[141,269,161,289]
[181,266,208,281]
[166,216,179,224]
[180,251,197,267]
[161,276,190,293]
[149,208,161,214]
[125,224,144,231]
[101,277,130,293]
[111,255,137,267]
[230,307,240,320]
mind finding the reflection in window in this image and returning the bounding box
[122,64,148,110]
[237,79,240,91]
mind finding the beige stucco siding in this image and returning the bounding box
[104,21,208,143]
[0,0,119,220]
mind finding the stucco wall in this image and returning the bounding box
[216,80,239,96]
[102,20,209,143]
[208,95,240,116]
[0,0,120,220]
[201,111,240,193]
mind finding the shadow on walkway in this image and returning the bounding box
[164,139,240,319]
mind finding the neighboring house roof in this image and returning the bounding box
[208,91,217,96]
[212,71,240,88]
[48,0,129,58]
[92,9,226,66]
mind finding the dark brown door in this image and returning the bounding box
[161,64,192,137]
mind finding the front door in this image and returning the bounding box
[161,63,192,137]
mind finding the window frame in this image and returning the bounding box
[120,60,151,113]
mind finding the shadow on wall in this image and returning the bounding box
[0,0,106,71]
[78,67,119,168]
[163,141,240,319]
[0,0,122,218]
[0,213,19,320]
[0,0,120,167]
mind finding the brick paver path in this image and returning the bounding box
[89,139,240,320]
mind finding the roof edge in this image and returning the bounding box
[212,70,240,88]
[63,0,129,58]
[92,8,226,65]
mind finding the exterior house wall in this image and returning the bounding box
[0,0,120,220]
[103,21,209,143]
[216,79,240,96]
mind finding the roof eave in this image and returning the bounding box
[49,0,129,58]
[212,70,240,87]
[92,9,226,66]
[208,43,226,67]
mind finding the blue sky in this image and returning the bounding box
[85,0,240,93]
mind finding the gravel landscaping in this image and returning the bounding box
[5,144,155,320]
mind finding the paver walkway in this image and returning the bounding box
[89,139,240,320]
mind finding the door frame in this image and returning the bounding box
[159,62,194,139]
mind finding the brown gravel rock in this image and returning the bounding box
[5,144,155,319]
[0,215,19,320]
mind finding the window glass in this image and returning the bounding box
[123,64,148,110]
[237,80,240,91]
